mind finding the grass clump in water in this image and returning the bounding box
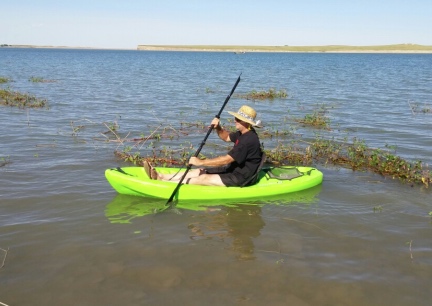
[409,101,432,114]
[29,76,56,83]
[293,103,332,129]
[0,77,11,84]
[307,137,431,187]
[0,156,11,167]
[238,88,288,100]
[296,111,330,129]
[0,88,48,108]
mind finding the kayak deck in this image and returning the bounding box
[105,166,323,201]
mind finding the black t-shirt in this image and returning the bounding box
[226,129,262,183]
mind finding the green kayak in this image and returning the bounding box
[105,165,323,201]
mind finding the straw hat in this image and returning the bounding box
[228,105,262,127]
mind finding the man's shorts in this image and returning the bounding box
[205,167,242,187]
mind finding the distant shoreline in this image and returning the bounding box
[0,44,132,51]
[2,44,432,53]
[137,44,432,53]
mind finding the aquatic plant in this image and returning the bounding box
[69,107,429,188]
[112,124,431,188]
[0,77,11,84]
[295,111,330,129]
[373,205,383,212]
[408,101,432,115]
[0,247,8,269]
[308,137,431,187]
[29,76,44,82]
[0,156,11,167]
[29,76,56,83]
[0,88,48,108]
[114,149,190,167]
[237,88,288,100]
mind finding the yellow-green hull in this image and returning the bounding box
[105,166,323,201]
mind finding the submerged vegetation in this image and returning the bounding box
[1,75,52,108]
[267,137,430,187]
[0,156,10,167]
[2,74,429,188]
[111,129,430,187]
[408,101,432,114]
[71,95,428,188]
[237,88,288,100]
[0,88,48,108]
[29,76,56,83]
[295,110,331,129]
[86,103,430,188]
[0,77,11,83]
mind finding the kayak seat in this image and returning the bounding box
[266,166,304,180]
[241,152,266,187]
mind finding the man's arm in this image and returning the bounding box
[189,154,234,167]
[212,118,231,142]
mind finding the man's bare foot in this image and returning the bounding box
[144,160,158,180]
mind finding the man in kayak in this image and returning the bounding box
[144,105,263,186]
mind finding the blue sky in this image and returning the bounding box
[1,0,431,49]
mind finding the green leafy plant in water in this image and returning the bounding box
[270,132,432,187]
[293,103,332,130]
[373,205,383,212]
[422,106,431,114]
[106,121,118,132]
[29,76,45,82]
[0,77,11,83]
[0,88,48,108]
[0,156,11,167]
[299,111,331,129]
[29,76,56,83]
[238,88,288,100]
[409,101,432,114]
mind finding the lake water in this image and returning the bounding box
[1,48,431,305]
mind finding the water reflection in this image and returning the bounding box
[105,196,166,224]
[105,185,322,224]
[188,205,265,261]
[228,206,264,260]
[105,186,321,260]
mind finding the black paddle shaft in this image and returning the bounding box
[166,74,242,204]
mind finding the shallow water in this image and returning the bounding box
[0,48,431,305]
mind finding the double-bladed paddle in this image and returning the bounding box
[166,74,242,205]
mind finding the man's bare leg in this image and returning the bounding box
[185,173,225,186]
[156,168,202,181]
[155,168,225,186]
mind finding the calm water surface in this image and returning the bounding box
[0,48,431,305]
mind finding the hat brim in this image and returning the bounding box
[227,111,262,128]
